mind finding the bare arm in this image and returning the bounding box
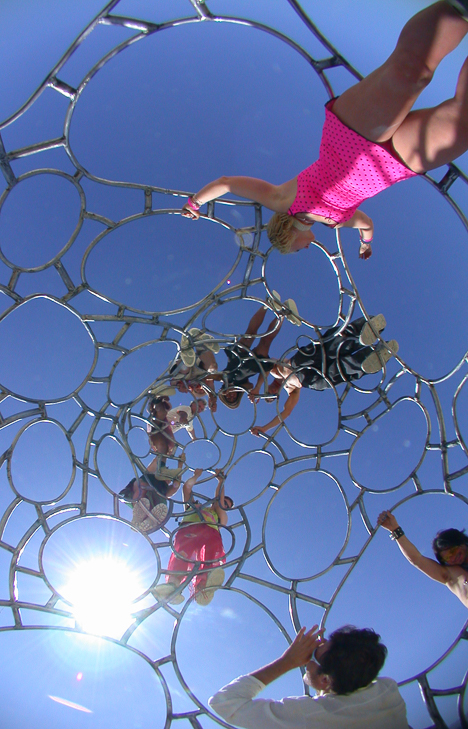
[165,456,186,497]
[337,208,374,260]
[181,176,284,218]
[248,373,267,401]
[250,626,322,686]
[183,468,203,503]
[146,457,159,474]
[213,470,228,526]
[377,511,451,584]
[251,388,301,436]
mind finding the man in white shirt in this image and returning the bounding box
[209,624,409,729]
[163,399,206,441]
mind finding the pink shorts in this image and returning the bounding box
[167,523,226,595]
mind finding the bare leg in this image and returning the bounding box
[253,316,283,358]
[238,306,268,349]
[149,430,169,455]
[149,429,175,456]
[199,350,217,371]
[334,2,468,141]
[393,55,468,171]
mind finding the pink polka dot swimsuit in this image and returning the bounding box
[288,99,418,226]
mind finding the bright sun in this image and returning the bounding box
[64,557,144,638]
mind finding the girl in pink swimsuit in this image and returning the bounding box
[181,1,468,259]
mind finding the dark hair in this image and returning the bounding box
[119,480,136,504]
[148,396,170,412]
[318,626,387,695]
[223,495,234,510]
[118,474,170,504]
[432,528,468,564]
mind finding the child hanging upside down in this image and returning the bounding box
[218,297,299,410]
[251,315,398,436]
[182,2,468,259]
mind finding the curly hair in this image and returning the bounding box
[432,528,468,564]
[266,213,296,254]
[318,626,387,695]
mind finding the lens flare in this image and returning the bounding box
[49,696,92,713]
[63,557,143,638]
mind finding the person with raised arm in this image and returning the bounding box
[378,510,468,608]
[250,315,398,436]
[146,395,177,457]
[209,625,409,729]
[152,468,234,606]
[218,302,293,410]
[182,2,468,259]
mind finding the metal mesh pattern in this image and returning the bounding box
[0,2,467,728]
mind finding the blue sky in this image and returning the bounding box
[0,1,468,728]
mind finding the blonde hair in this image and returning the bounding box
[266,213,296,254]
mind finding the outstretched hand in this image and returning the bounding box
[377,510,399,531]
[181,203,200,220]
[281,626,324,670]
[359,241,372,260]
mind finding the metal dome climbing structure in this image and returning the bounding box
[0,2,467,728]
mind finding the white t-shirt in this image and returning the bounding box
[209,674,409,729]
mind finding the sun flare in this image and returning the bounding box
[64,557,143,638]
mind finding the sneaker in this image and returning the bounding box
[267,290,284,314]
[149,384,176,398]
[180,330,198,367]
[131,498,151,525]
[152,583,185,605]
[180,346,196,367]
[447,0,468,20]
[194,567,225,606]
[361,340,399,374]
[192,328,220,354]
[139,503,168,532]
[267,291,301,326]
[359,314,387,345]
[157,465,185,480]
[283,298,301,326]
